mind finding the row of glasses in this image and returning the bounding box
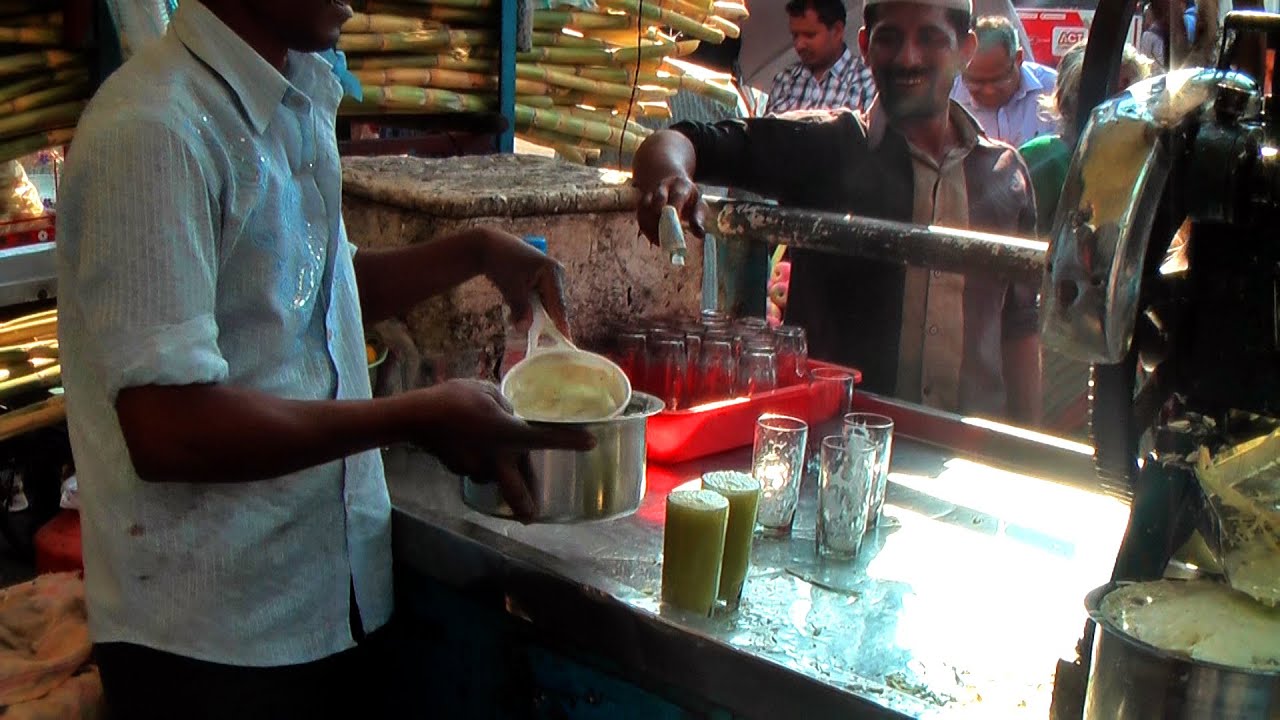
[607,314,809,411]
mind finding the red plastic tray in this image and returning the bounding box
[645,360,862,464]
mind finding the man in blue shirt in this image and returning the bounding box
[951,14,1057,147]
[56,0,592,716]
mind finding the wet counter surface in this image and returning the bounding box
[386,401,1131,719]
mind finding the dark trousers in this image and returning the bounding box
[94,615,401,719]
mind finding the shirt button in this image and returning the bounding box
[932,270,942,278]
[928,325,939,336]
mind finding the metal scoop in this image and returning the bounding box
[500,297,632,424]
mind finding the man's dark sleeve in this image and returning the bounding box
[1003,153,1041,340]
[671,111,866,202]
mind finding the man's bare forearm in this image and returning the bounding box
[353,228,490,325]
[115,384,426,483]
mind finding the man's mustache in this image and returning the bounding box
[883,68,934,83]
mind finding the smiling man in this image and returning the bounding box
[57,0,594,717]
[634,0,1042,424]
[951,15,1057,147]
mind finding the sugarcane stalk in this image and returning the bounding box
[0,25,59,44]
[0,11,61,27]
[713,1,749,19]
[0,67,86,104]
[355,67,548,94]
[0,127,71,163]
[514,104,643,152]
[612,40,682,64]
[0,309,56,329]
[560,104,651,137]
[364,2,489,25]
[517,64,657,100]
[0,395,64,443]
[0,100,82,141]
[0,316,56,347]
[673,39,701,57]
[475,46,614,65]
[650,0,713,22]
[677,73,737,106]
[0,81,88,115]
[357,84,494,112]
[347,54,490,71]
[338,30,467,52]
[528,31,607,48]
[342,12,440,33]
[706,15,739,38]
[0,50,78,77]
[586,28,663,46]
[594,0,724,43]
[636,101,672,118]
[518,129,591,163]
[0,363,59,401]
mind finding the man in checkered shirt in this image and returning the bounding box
[766,0,877,115]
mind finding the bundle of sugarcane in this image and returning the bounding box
[0,308,59,402]
[0,2,93,163]
[339,1,744,164]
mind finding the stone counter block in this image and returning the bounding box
[342,154,708,385]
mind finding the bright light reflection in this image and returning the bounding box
[959,415,1093,455]
[561,28,584,37]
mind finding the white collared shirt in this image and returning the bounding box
[950,61,1059,148]
[56,0,392,666]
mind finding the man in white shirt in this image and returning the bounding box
[950,14,1057,147]
[56,0,592,716]
[766,0,877,114]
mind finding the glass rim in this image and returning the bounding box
[821,434,876,453]
[842,412,894,429]
[775,325,805,337]
[810,367,854,380]
[756,413,807,432]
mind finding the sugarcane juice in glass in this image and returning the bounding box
[701,471,761,608]
[661,489,729,617]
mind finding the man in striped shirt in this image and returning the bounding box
[766,0,877,114]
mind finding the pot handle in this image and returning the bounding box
[526,295,577,355]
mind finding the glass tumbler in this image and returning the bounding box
[775,325,808,387]
[698,338,736,403]
[751,414,809,535]
[817,435,876,559]
[646,337,688,410]
[614,330,647,393]
[737,347,777,396]
[811,367,856,416]
[842,413,895,529]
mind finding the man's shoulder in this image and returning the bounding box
[1023,62,1059,91]
[76,38,223,148]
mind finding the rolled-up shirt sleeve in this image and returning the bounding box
[672,111,866,203]
[60,118,228,400]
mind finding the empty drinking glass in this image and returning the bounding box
[775,325,808,387]
[615,331,647,392]
[811,367,856,416]
[817,435,876,559]
[752,414,808,535]
[647,337,688,410]
[698,338,735,403]
[737,348,777,396]
[842,413,894,529]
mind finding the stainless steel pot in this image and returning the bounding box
[1083,582,1280,719]
[462,392,664,523]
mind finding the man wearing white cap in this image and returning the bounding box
[632,0,1042,424]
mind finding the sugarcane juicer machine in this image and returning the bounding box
[1042,5,1280,715]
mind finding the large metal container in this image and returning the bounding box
[462,392,664,523]
[1083,582,1280,719]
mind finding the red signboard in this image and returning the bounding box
[1017,9,1143,68]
